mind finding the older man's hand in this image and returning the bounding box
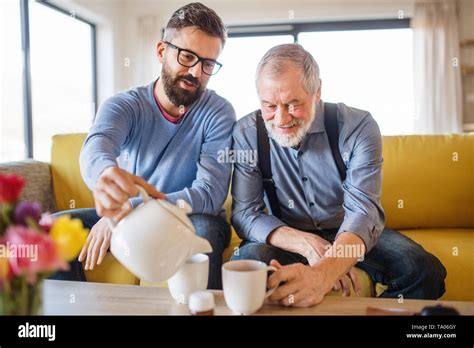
[267,260,332,307]
[267,259,362,307]
[267,227,361,299]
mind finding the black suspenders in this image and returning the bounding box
[324,102,347,182]
[256,111,282,218]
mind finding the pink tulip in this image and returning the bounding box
[4,225,68,283]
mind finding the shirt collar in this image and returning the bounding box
[308,100,325,134]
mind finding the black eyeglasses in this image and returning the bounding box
[164,41,223,76]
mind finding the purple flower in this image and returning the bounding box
[13,201,41,226]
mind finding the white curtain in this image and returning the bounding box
[412,1,463,134]
[136,15,163,87]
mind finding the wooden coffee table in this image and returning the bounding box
[42,279,474,315]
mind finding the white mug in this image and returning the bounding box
[222,260,277,315]
[168,253,209,304]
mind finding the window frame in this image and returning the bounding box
[19,0,97,159]
[227,18,410,43]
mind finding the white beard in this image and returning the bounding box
[264,107,316,148]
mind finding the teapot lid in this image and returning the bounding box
[156,199,195,231]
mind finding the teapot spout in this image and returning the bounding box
[191,235,213,255]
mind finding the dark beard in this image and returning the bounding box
[161,64,205,107]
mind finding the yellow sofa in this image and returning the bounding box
[50,133,473,301]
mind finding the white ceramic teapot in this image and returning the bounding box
[108,185,212,282]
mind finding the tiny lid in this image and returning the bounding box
[188,291,215,313]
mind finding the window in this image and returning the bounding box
[0,0,25,162]
[0,0,96,162]
[298,29,414,135]
[211,20,414,135]
[207,35,294,118]
[29,0,95,161]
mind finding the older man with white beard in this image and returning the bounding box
[230,44,446,307]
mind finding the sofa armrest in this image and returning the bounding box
[0,159,56,213]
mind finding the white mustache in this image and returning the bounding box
[267,118,303,129]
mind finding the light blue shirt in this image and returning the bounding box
[80,80,236,217]
[231,101,385,252]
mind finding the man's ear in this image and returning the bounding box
[315,79,322,103]
[156,41,166,63]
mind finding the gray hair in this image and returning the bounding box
[255,44,320,95]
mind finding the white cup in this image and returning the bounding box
[222,260,277,315]
[168,253,209,304]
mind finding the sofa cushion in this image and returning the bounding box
[0,159,55,213]
[400,228,474,301]
[84,253,139,285]
[51,133,94,211]
[382,134,474,229]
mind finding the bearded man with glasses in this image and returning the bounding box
[50,2,235,290]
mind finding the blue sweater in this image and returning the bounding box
[79,80,236,216]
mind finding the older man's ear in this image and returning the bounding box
[315,79,322,103]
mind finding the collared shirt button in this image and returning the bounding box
[302,176,308,182]
[309,202,315,207]
[298,150,303,156]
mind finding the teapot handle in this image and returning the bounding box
[106,184,150,229]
